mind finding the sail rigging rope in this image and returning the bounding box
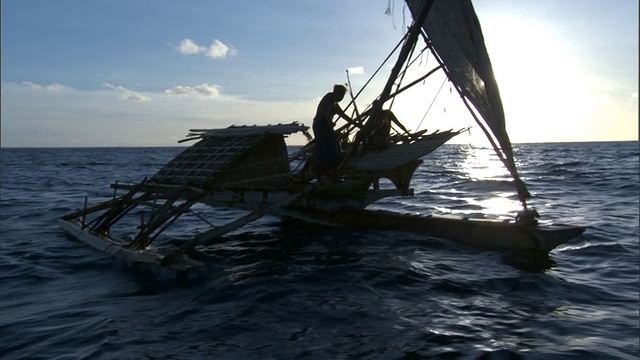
[416,76,448,131]
[389,31,419,110]
[342,32,408,117]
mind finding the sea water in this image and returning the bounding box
[0,142,638,359]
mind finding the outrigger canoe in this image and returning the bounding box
[59,0,586,272]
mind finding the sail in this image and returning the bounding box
[404,0,530,203]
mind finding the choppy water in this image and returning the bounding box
[0,142,638,359]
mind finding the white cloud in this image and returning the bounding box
[164,83,221,98]
[175,38,236,59]
[205,39,236,59]
[1,81,315,147]
[104,83,151,102]
[177,38,205,54]
[346,66,365,74]
[21,81,69,92]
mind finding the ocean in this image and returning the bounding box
[0,141,638,359]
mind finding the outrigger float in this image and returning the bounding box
[59,0,585,272]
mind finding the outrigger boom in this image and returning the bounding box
[58,0,585,272]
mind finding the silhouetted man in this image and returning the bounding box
[311,84,353,179]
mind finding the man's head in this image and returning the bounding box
[333,84,348,101]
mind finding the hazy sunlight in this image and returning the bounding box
[482,16,595,143]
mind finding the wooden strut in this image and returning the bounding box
[136,198,202,249]
[67,179,209,250]
[90,198,142,232]
[127,188,202,250]
[90,180,148,233]
[71,171,315,260]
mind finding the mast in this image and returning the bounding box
[375,0,433,114]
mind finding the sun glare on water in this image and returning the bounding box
[460,146,508,181]
[459,146,522,218]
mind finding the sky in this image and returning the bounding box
[1,0,638,147]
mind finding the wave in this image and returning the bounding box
[0,143,638,359]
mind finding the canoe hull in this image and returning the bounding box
[269,207,586,253]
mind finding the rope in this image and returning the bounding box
[415,77,447,131]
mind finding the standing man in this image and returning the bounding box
[311,84,353,179]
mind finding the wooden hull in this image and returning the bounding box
[269,207,586,254]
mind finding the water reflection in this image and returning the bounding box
[459,145,509,182]
[436,145,522,219]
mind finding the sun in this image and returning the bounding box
[352,12,608,146]
[480,15,591,143]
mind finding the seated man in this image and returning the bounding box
[363,109,395,151]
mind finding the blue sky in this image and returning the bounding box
[1,0,638,147]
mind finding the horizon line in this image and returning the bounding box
[1,139,638,150]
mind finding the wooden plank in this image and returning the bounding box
[353,131,460,171]
[186,123,307,138]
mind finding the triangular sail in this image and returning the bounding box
[404,0,531,205]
